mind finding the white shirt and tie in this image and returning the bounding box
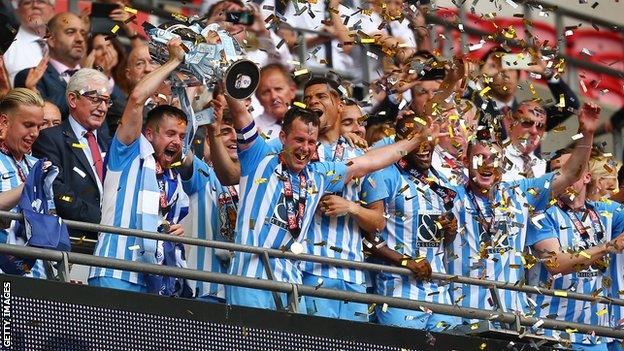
[502,143,546,182]
[68,116,104,198]
[4,26,47,87]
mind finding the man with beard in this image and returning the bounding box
[447,102,601,323]
[366,111,460,330]
[15,12,87,118]
[88,40,189,292]
[225,89,435,311]
[526,149,624,350]
[502,101,548,181]
[254,64,297,139]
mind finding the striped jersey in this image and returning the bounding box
[447,173,556,321]
[0,152,45,279]
[604,202,624,333]
[229,136,347,285]
[431,145,467,186]
[90,135,189,285]
[528,200,624,345]
[182,156,238,299]
[374,164,453,304]
[300,138,387,284]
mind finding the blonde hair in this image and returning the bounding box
[0,88,44,113]
[588,155,622,196]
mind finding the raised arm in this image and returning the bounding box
[345,121,437,183]
[117,39,185,145]
[550,103,600,198]
[224,94,255,151]
[208,96,240,185]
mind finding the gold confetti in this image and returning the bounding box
[554,290,568,297]
[123,6,137,14]
[111,25,120,34]
[71,143,85,149]
[293,68,309,77]
[479,86,491,97]
[293,101,307,109]
[579,251,591,259]
[254,178,268,184]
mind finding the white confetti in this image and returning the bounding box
[571,133,584,141]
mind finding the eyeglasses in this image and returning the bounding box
[18,0,52,7]
[74,91,113,108]
[517,119,545,130]
[134,58,158,70]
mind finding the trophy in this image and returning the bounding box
[143,21,260,101]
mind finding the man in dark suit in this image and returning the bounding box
[14,12,86,118]
[32,68,111,253]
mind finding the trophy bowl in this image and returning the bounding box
[143,21,260,100]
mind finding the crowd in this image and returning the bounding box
[1,0,624,350]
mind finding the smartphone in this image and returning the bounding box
[501,53,533,70]
[91,3,118,18]
[225,11,254,26]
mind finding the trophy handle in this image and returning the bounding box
[223,60,260,100]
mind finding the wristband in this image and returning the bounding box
[236,121,258,144]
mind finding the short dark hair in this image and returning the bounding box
[304,76,341,97]
[282,106,320,134]
[143,105,187,131]
[546,145,575,172]
[205,0,244,20]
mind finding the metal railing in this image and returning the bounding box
[1,210,624,340]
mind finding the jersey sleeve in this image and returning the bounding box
[238,135,271,177]
[311,161,349,193]
[181,156,212,195]
[598,201,624,239]
[517,172,556,211]
[107,134,140,172]
[360,169,389,204]
[526,207,559,247]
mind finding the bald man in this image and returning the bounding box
[15,12,87,117]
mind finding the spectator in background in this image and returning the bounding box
[4,0,55,87]
[85,33,128,134]
[42,100,62,129]
[0,88,46,278]
[340,99,366,139]
[32,68,111,253]
[124,44,157,93]
[501,100,548,182]
[15,12,87,118]
[254,63,296,139]
[467,47,579,135]
[205,0,292,68]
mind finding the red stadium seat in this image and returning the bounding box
[494,18,557,49]
[586,79,624,107]
[566,29,624,57]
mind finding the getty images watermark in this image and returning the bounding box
[1,281,10,350]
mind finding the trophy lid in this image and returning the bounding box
[224,60,260,100]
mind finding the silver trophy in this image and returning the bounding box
[144,20,260,156]
[144,21,260,101]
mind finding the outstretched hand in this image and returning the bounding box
[578,102,601,135]
[167,38,186,63]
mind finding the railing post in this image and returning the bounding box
[261,250,285,311]
[287,283,300,313]
[57,251,70,283]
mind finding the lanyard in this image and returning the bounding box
[222,185,239,242]
[0,142,31,182]
[279,154,307,239]
[466,187,497,243]
[560,202,605,248]
[396,158,456,211]
[310,137,346,162]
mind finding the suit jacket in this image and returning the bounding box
[31,119,111,248]
[465,78,581,133]
[14,64,69,118]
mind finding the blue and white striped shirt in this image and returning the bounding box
[528,200,624,345]
[375,164,452,304]
[447,173,556,321]
[604,202,624,334]
[0,152,45,278]
[229,136,347,285]
[182,156,238,299]
[90,135,189,285]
